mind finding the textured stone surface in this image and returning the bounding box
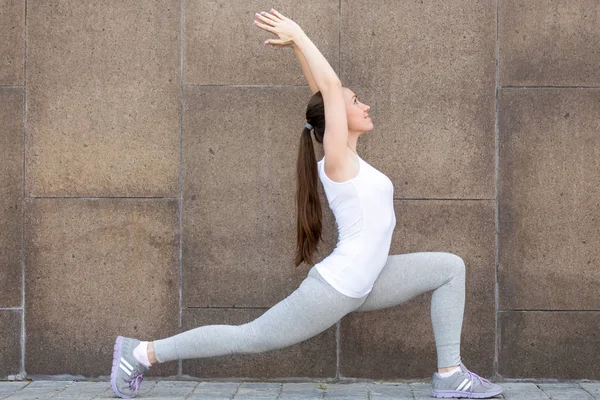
[0,382,28,397]
[500,311,600,379]
[144,381,199,398]
[24,199,179,376]
[0,310,21,377]
[187,382,240,400]
[369,383,413,400]
[234,382,282,399]
[45,381,110,399]
[5,380,600,399]
[26,1,180,197]
[0,0,25,85]
[280,383,326,400]
[499,89,600,310]
[181,308,336,378]
[184,0,338,85]
[340,0,496,200]
[500,0,600,86]
[324,383,368,399]
[501,382,550,400]
[0,88,23,307]
[182,85,322,308]
[580,383,600,398]
[538,383,595,400]
[340,200,496,378]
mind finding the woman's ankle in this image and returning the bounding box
[147,341,158,366]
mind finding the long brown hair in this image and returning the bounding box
[295,91,326,266]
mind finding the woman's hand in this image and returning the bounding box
[253,8,305,47]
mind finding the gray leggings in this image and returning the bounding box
[153,252,465,368]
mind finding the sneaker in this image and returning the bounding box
[431,362,503,398]
[110,336,149,399]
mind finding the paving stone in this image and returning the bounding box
[5,381,71,400]
[322,383,368,399]
[538,383,595,400]
[233,383,281,399]
[0,382,29,397]
[501,382,549,400]
[581,383,600,399]
[50,381,111,400]
[145,381,199,398]
[3,380,600,399]
[280,382,324,399]
[369,382,413,399]
[187,382,240,400]
[92,380,158,399]
[409,382,433,400]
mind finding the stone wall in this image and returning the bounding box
[1,0,598,380]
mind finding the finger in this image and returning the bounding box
[253,20,276,34]
[259,11,279,23]
[270,9,287,20]
[255,12,277,26]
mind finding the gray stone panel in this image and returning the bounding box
[0,310,21,377]
[184,0,338,84]
[182,85,323,307]
[341,0,496,200]
[538,383,595,400]
[500,0,600,86]
[501,382,550,400]
[0,88,23,307]
[24,199,179,376]
[340,200,496,378]
[499,311,600,379]
[499,89,600,310]
[323,383,368,399]
[0,0,25,85]
[280,383,325,400]
[181,308,336,378]
[26,1,180,197]
[145,381,199,398]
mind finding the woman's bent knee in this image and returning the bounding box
[441,252,465,280]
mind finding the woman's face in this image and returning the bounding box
[343,87,373,134]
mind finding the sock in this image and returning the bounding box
[438,366,461,378]
[133,341,152,368]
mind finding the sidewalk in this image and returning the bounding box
[0,380,599,400]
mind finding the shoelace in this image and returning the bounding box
[463,369,492,392]
[128,371,144,392]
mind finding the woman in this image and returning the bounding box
[111,9,503,399]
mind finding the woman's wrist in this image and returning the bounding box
[292,31,310,51]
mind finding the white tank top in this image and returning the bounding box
[314,154,396,298]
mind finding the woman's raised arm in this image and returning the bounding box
[254,9,349,170]
[292,44,318,95]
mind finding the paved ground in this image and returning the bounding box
[0,380,599,400]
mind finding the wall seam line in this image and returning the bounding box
[493,0,501,379]
[20,0,28,380]
[177,0,185,378]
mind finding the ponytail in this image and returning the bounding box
[294,125,322,266]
